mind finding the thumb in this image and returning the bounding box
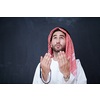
[68,57,70,63]
[68,57,70,68]
[40,56,43,62]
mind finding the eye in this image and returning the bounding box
[60,37,64,39]
[53,37,57,39]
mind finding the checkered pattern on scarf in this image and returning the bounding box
[48,27,77,76]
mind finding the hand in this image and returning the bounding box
[40,53,52,82]
[57,51,70,79]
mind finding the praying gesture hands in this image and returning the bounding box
[57,51,70,80]
[40,53,52,82]
[40,51,70,82]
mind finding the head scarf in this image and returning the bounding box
[48,27,77,76]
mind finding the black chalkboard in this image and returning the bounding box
[0,17,100,84]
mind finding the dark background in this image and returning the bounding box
[0,17,100,84]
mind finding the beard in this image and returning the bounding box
[51,44,65,53]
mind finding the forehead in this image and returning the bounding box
[53,31,66,37]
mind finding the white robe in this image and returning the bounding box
[33,59,87,84]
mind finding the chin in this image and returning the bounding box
[52,47,65,53]
[55,49,62,52]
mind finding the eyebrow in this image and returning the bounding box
[53,35,65,37]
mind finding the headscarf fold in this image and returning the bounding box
[48,27,77,76]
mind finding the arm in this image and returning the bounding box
[33,53,52,84]
[32,63,51,84]
[57,51,71,83]
[40,53,51,82]
[32,63,40,84]
[75,59,87,84]
[60,59,87,84]
[57,51,87,84]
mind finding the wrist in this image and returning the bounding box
[42,69,51,81]
[63,71,70,82]
[40,67,51,84]
[42,71,48,82]
[63,70,70,78]
[63,75,70,81]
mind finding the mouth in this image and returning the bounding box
[55,44,61,48]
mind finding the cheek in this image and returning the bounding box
[61,40,66,46]
[51,41,56,45]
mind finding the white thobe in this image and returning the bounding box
[33,59,87,84]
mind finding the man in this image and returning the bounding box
[33,27,87,84]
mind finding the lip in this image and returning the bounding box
[56,44,61,47]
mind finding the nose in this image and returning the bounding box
[56,38,60,43]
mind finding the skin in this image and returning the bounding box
[40,31,70,82]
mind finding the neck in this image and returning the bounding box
[53,51,59,61]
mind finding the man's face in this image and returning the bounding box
[51,31,66,53]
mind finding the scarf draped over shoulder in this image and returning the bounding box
[48,27,77,76]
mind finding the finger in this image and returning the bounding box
[40,56,43,68]
[47,53,51,59]
[40,56,43,62]
[68,57,70,62]
[63,52,67,63]
[48,53,51,60]
[45,53,51,70]
[43,53,48,64]
[46,53,51,66]
[68,57,70,67]
[48,58,52,67]
[48,53,51,63]
[44,53,51,68]
[44,53,48,59]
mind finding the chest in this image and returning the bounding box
[50,60,63,83]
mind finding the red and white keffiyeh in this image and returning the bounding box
[48,27,77,76]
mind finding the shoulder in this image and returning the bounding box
[76,59,83,70]
[76,59,85,72]
[76,59,82,66]
[35,63,40,72]
[75,59,87,83]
